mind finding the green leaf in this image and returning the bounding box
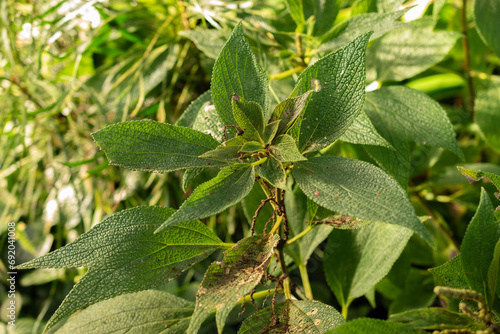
[259,156,287,190]
[293,156,432,244]
[457,166,500,192]
[489,240,500,301]
[200,137,247,161]
[263,120,281,144]
[238,299,345,334]
[211,22,269,126]
[284,186,334,265]
[157,164,255,233]
[92,120,226,173]
[324,222,412,308]
[461,188,500,306]
[182,167,204,192]
[286,0,342,35]
[239,141,265,153]
[16,207,223,331]
[377,0,405,13]
[294,32,372,153]
[340,110,393,149]
[49,290,194,334]
[270,89,313,136]
[389,308,478,330]
[180,28,228,59]
[187,234,279,334]
[270,134,307,163]
[366,22,461,82]
[429,255,469,290]
[327,318,424,334]
[474,0,500,58]
[475,76,500,152]
[320,9,407,52]
[176,91,226,142]
[365,86,463,159]
[318,214,372,230]
[232,97,265,143]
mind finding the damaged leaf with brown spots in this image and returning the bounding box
[187,234,280,334]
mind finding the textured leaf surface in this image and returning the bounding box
[340,110,393,149]
[429,255,468,289]
[92,120,225,173]
[271,89,312,136]
[286,0,342,36]
[200,137,246,161]
[365,86,463,159]
[259,156,287,189]
[324,222,412,307]
[318,214,372,230]
[176,91,225,142]
[461,188,500,306]
[327,318,424,334]
[389,308,480,330]
[366,23,460,82]
[270,134,306,163]
[239,299,345,334]
[294,32,372,152]
[474,0,500,58]
[475,76,500,151]
[293,156,432,243]
[211,22,269,126]
[457,166,500,192]
[232,98,264,142]
[284,186,333,265]
[158,164,255,232]
[17,207,223,331]
[319,10,406,52]
[50,290,194,334]
[180,28,227,59]
[187,234,279,334]
[489,240,500,301]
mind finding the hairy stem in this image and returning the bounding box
[298,263,313,299]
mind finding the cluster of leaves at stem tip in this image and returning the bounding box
[14,14,500,334]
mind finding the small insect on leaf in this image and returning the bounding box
[232,93,240,101]
[310,78,322,92]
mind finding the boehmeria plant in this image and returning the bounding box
[17,20,500,334]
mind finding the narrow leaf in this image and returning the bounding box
[295,32,372,153]
[461,188,500,306]
[327,318,425,334]
[200,137,247,161]
[324,222,412,307]
[157,164,255,232]
[389,308,479,330]
[187,234,279,334]
[259,156,287,190]
[263,120,280,144]
[92,120,225,173]
[270,134,307,163]
[232,98,264,143]
[239,300,345,334]
[270,89,313,136]
[17,207,223,331]
[293,156,432,244]
[49,290,194,334]
[240,141,265,153]
[211,22,270,125]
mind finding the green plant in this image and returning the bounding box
[8,0,500,333]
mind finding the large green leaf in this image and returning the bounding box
[389,308,479,330]
[238,299,345,333]
[429,255,468,290]
[461,188,500,306]
[211,22,269,126]
[270,89,313,136]
[187,234,279,334]
[475,76,500,152]
[365,86,463,159]
[340,109,393,149]
[474,0,500,58]
[293,156,432,244]
[327,318,424,334]
[324,222,412,308]
[366,22,460,82]
[16,207,223,331]
[294,32,372,153]
[232,98,265,143]
[180,28,228,60]
[49,290,194,334]
[319,10,406,52]
[157,164,255,232]
[176,91,225,142]
[92,120,226,173]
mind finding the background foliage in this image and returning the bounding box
[1,0,499,333]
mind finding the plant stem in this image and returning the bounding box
[268,66,305,81]
[278,246,292,300]
[221,242,236,248]
[285,224,314,245]
[341,304,348,319]
[461,0,475,118]
[269,215,283,235]
[236,288,278,306]
[298,263,313,299]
